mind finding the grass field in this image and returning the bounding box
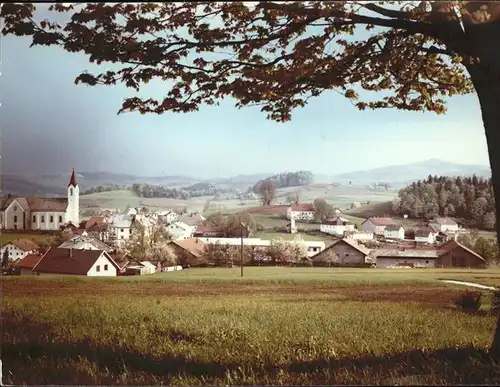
[3,268,500,385]
[253,231,333,242]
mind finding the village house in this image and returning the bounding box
[165,221,195,240]
[286,203,315,221]
[346,232,374,241]
[320,216,355,236]
[58,235,114,253]
[107,214,134,248]
[437,240,486,269]
[0,238,40,262]
[312,238,371,266]
[360,217,396,236]
[158,210,179,224]
[14,253,43,275]
[414,226,438,244]
[168,237,207,267]
[178,212,206,227]
[429,217,459,233]
[33,247,121,276]
[383,224,405,240]
[0,169,80,231]
[193,224,225,238]
[122,260,158,275]
[375,249,439,268]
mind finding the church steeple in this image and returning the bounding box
[68,168,77,187]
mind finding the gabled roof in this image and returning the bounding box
[14,254,43,269]
[168,221,192,231]
[170,238,206,258]
[33,247,120,275]
[322,216,351,226]
[85,216,106,230]
[178,213,205,226]
[363,217,395,226]
[58,236,113,252]
[290,203,315,212]
[0,196,68,212]
[415,227,436,237]
[7,238,40,252]
[385,224,404,231]
[432,217,458,226]
[438,240,485,261]
[329,238,371,256]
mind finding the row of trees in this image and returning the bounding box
[393,175,496,229]
[204,212,260,237]
[130,183,218,199]
[83,184,127,195]
[252,171,314,194]
[457,232,500,265]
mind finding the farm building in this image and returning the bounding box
[33,247,121,276]
[286,203,315,221]
[107,214,134,248]
[169,238,207,267]
[13,253,43,275]
[383,224,405,240]
[437,240,486,269]
[429,217,459,233]
[0,238,40,262]
[360,217,396,236]
[122,261,158,275]
[414,226,438,244]
[178,212,206,227]
[320,216,355,236]
[312,238,371,267]
[346,232,374,241]
[375,249,439,268]
[194,224,225,238]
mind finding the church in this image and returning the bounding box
[0,169,80,231]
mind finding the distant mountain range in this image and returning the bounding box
[1,159,491,197]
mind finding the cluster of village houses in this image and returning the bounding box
[0,170,487,277]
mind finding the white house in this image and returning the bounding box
[360,217,396,236]
[414,227,437,244]
[320,216,355,236]
[429,217,459,233]
[58,235,114,253]
[383,224,405,240]
[107,214,134,247]
[0,169,79,231]
[158,210,179,224]
[33,247,121,276]
[286,203,315,221]
[166,221,195,240]
[346,232,374,241]
[0,238,40,262]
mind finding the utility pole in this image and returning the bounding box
[240,222,245,277]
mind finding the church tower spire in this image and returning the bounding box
[66,168,80,226]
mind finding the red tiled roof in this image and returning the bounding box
[14,254,43,270]
[438,240,485,261]
[33,247,120,275]
[8,238,40,252]
[365,217,395,226]
[85,216,105,229]
[329,238,371,256]
[170,238,206,258]
[415,227,436,237]
[291,203,314,212]
[195,224,223,233]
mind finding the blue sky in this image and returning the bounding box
[1,6,490,178]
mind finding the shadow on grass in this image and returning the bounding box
[3,340,500,385]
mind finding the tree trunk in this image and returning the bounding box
[467,49,500,360]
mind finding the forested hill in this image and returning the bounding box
[392,175,496,230]
[251,171,314,193]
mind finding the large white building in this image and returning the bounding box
[0,169,80,231]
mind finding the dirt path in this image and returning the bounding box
[440,279,497,291]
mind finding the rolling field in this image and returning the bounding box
[3,268,500,385]
[0,232,56,245]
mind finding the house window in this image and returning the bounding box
[14,215,18,222]
[426,260,429,264]
[104,264,108,271]
[70,188,73,196]
[50,216,54,223]
[32,215,36,222]
[41,216,45,222]
[59,216,63,223]
[345,253,350,257]
[13,205,17,211]
[121,229,124,232]
[96,265,100,272]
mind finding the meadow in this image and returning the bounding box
[3,267,500,385]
